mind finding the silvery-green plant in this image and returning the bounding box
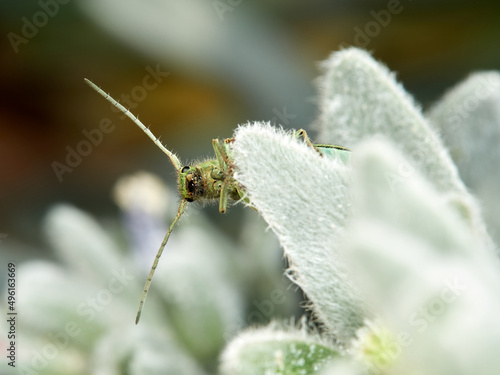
[426,71,500,246]
[4,47,500,375]
[221,48,500,374]
[5,173,292,374]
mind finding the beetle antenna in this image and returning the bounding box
[84,78,182,171]
[135,199,188,324]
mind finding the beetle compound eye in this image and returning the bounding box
[181,166,190,173]
[186,173,199,196]
[182,169,204,202]
[186,174,197,195]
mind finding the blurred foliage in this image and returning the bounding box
[1,0,500,252]
[1,1,500,373]
[222,48,500,374]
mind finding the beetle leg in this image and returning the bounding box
[295,129,322,156]
[212,138,228,170]
[219,179,229,214]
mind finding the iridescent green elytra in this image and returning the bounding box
[84,79,350,324]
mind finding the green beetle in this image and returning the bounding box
[85,78,350,324]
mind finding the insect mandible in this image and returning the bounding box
[84,78,350,324]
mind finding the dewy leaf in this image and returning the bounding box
[345,139,500,375]
[315,47,495,254]
[220,323,338,375]
[232,122,366,343]
[427,71,500,248]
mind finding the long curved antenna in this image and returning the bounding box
[135,199,188,324]
[84,78,182,171]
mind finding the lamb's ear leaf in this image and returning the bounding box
[220,323,339,375]
[315,47,460,195]
[315,47,495,253]
[427,71,500,249]
[345,139,500,375]
[232,122,366,343]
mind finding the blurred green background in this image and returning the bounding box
[1,0,500,273]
